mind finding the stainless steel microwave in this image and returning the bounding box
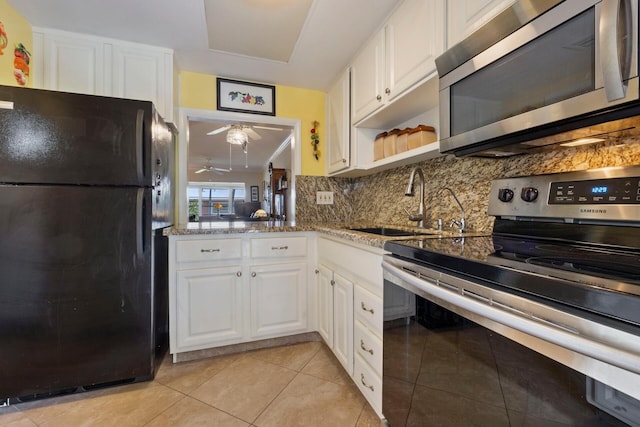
[436,0,640,157]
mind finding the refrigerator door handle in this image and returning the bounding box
[136,188,146,259]
[136,109,145,183]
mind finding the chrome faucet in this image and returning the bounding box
[405,166,426,228]
[438,187,465,233]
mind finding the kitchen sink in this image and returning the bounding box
[349,227,438,236]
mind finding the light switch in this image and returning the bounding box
[316,191,334,205]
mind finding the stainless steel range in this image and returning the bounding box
[382,166,640,426]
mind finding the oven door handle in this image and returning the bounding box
[382,259,640,376]
[600,0,633,101]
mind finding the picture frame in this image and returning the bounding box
[250,185,259,202]
[217,78,276,116]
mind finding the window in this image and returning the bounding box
[187,183,246,221]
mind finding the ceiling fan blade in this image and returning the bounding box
[214,167,231,172]
[253,125,283,131]
[244,127,262,140]
[195,168,208,174]
[207,125,231,135]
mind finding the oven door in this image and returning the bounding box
[381,255,640,426]
[438,0,639,156]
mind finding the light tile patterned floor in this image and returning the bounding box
[0,342,381,427]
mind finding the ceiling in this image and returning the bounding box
[9,0,403,91]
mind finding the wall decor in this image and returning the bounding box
[0,22,7,55]
[217,78,276,116]
[13,43,30,86]
[250,185,259,202]
[311,120,320,160]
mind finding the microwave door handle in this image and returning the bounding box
[600,0,631,101]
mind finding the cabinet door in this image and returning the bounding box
[327,69,351,174]
[317,265,334,346]
[112,45,172,122]
[250,262,308,338]
[176,265,243,350]
[386,0,445,101]
[446,0,516,48]
[42,33,105,95]
[351,31,385,123]
[332,272,354,375]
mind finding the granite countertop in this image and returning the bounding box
[165,221,487,249]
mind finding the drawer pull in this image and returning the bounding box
[360,374,374,392]
[361,302,374,314]
[271,245,289,250]
[360,340,374,355]
[200,248,221,253]
[236,271,242,277]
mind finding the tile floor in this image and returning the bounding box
[0,341,381,427]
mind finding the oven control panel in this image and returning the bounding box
[549,177,640,204]
[488,166,640,221]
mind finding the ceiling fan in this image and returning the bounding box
[206,123,284,140]
[195,164,231,174]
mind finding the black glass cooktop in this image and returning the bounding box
[384,230,640,327]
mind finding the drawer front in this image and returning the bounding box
[251,236,307,259]
[354,285,383,337]
[354,355,382,416]
[176,238,243,264]
[354,320,382,376]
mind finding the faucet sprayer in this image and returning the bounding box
[438,187,465,233]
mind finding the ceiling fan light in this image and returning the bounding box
[227,127,249,145]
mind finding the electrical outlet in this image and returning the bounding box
[316,191,334,205]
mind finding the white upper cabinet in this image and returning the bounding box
[446,0,516,48]
[32,28,174,122]
[385,0,445,102]
[351,0,445,124]
[327,68,351,174]
[37,33,106,96]
[351,31,386,124]
[112,45,174,122]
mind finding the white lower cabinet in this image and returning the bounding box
[176,265,244,349]
[318,264,354,374]
[354,354,383,415]
[169,233,313,357]
[250,262,308,338]
[317,236,385,417]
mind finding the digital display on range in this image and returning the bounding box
[550,177,640,204]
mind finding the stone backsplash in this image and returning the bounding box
[296,137,640,232]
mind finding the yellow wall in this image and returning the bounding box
[0,0,32,87]
[181,71,326,176]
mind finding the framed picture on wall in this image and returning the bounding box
[251,186,259,202]
[217,78,276,116]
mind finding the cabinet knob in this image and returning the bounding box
[376,95,382,101]
[315,269,319,274]
[385,87,390,95]
[237,271,242,277]
[330,279,335,286]
[251,272,257,277]
[342,158,347,163]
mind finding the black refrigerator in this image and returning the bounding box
[0,85,175,403]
